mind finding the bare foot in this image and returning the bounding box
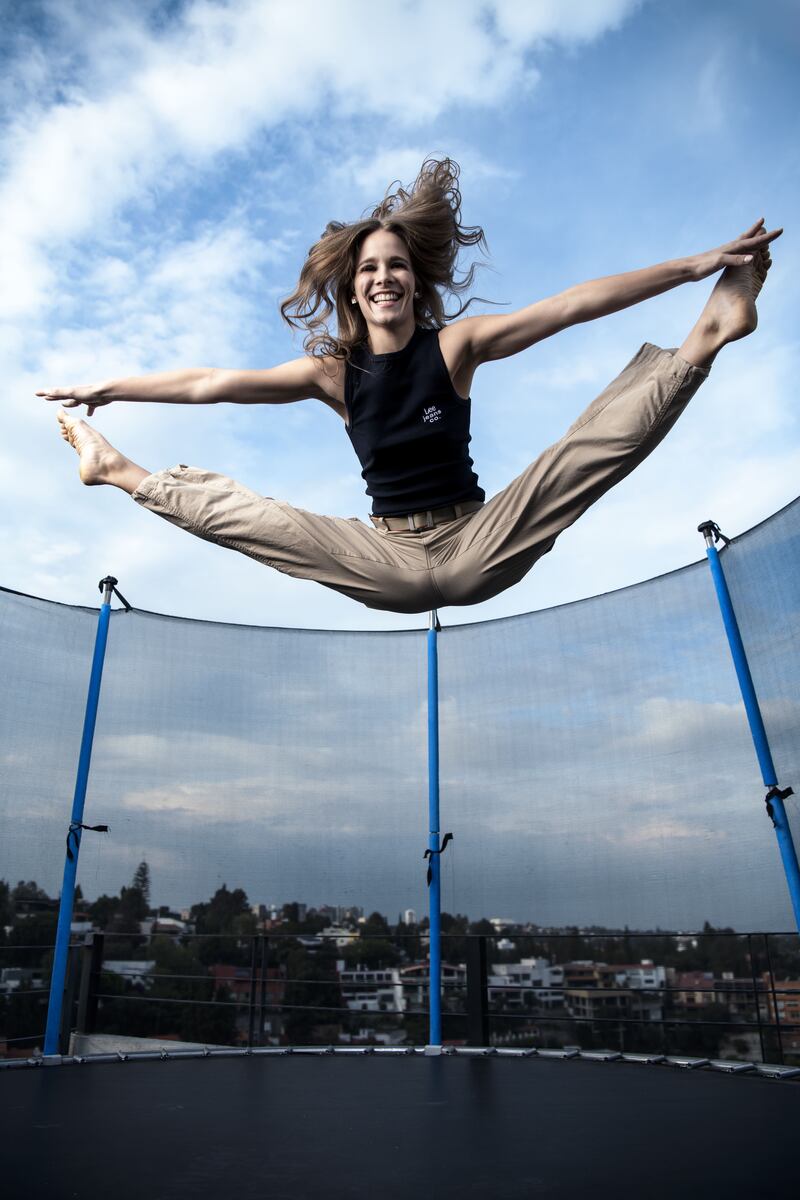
[56,410,149,494]
[680,246,771,368]
[701,243,771,344]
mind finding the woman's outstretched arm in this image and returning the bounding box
[37,355,343,417]
[455,219,781,367]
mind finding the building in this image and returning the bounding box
[613,961,665,992]
[669,970,717,1010]
[151,916,188,937]
[762,976,800,1024]
[208,964,287,1043]
[612,961,666,1022]
[322,925,358,948]
[338,965,405,1014]
[103,961,156,989]
[209,963,286,1007]
[488,958,564,1009]
[715,971,764,1016]
[401,962,466,1011]
[561,960,666,1026]
[1,967,44,995]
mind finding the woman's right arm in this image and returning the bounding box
[37,356,344,417]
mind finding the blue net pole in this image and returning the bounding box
[44,577,117,1054]
[427,609,442,1048]
[699,523,800,931]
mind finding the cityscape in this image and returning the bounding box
[2,864,799,1065]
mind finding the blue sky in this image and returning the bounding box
[2,1,800,927]
[2,0,798,632]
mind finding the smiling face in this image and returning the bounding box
[352,227,417,342]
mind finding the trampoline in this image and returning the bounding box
[3,502,800,1197]
[3,1049,800,1198]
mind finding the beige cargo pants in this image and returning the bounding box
[132,344,708,614]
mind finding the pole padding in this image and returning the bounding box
[699,523,800,931]
[44,577,120,1054]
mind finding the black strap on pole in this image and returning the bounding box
[766,786,794,828]
[697,520,731,547]
[98,576,132,611]
[66,821,109,861]
[424,832,453,886]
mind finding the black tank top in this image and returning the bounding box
[344,326,485,516]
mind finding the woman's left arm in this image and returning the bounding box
[460,219,781,366]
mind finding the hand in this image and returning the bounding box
[35,383,110,418]
[690,218,782,281]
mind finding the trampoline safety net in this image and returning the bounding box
[2,498,799,933]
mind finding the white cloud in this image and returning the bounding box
[492,0,643,43]
[605,817,728,847]
[631,695,747,749]
[337,146,520,198]
[0,0,645,320]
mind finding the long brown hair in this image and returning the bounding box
[280,158,488,359]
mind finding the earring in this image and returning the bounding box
[351,296,357,305]
[414,291,421,298]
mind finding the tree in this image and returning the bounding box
[7,910,58,968]
[440,913,469,963]
[88,893,120,930]
[192,884,253,967]
[341,939,400,970]
[362,911,389,935]
[117,885,148,928]
[11,880,52,906]
[282,941,341,1044]
[193,884,251,933]
[132,862,151,909]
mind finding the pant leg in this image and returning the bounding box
[430,344,709,607]
[131,466,439,613]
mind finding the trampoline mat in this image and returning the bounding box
[4,1054,799,1198]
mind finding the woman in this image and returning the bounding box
[42,160,780,614]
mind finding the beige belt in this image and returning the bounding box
[370,499,484,532]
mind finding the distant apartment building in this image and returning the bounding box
[322,925,359,948]
[714,971,765,1016]
[209,964,286,1007]
[0,967,44,995]
[103,961,156,989]
[611,961,667,1022]
[669,970,716,1010]
[488,958,564,1009]
[151,916,188,937]
[318,904,363,924]
[338,965,405,1014]
[207,964,287,1043]
[401,962,467,1011]
[761,975,800,1028]
[562,960,666,1025]
[614,961,665,992]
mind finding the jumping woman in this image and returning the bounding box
[42,160,780,614]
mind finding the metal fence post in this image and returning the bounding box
[247,936,258,1047]
[257,936,268,1047]
[466,935,489,1046]
[746,933,767,1063]
[76,931,105,1040]
[763,933,784,1064]
[58,944,81,1054]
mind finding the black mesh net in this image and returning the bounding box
[2,499,799,932]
